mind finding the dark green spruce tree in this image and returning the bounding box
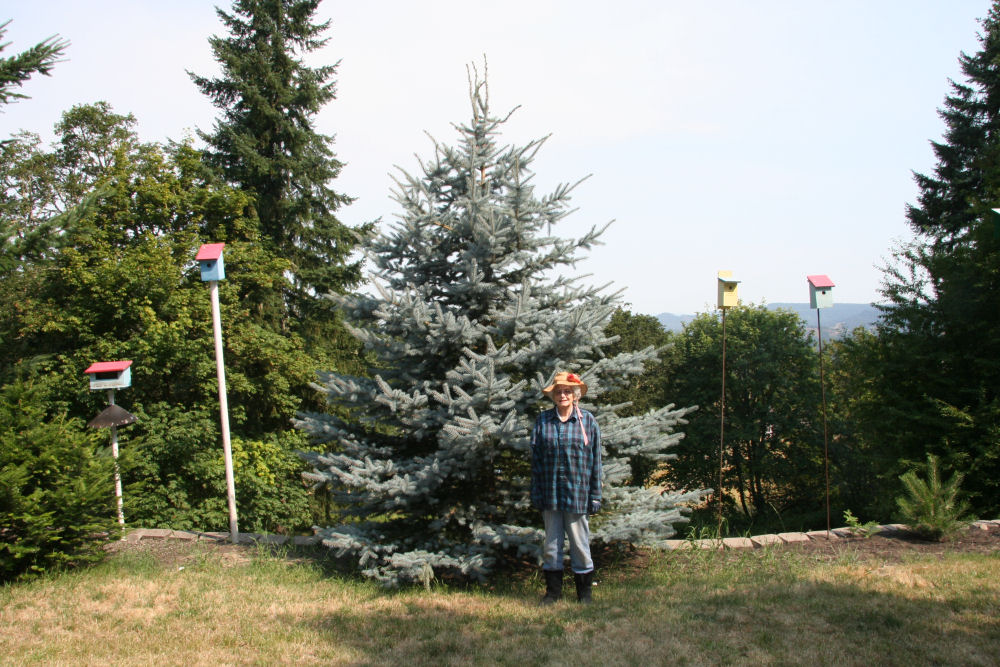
[190,0,366,355]
[0,19,68,106]
[867,2,1000,514]
[295,70,704,586]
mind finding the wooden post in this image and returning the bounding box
[209,278,238,543]
[107,388,124,530]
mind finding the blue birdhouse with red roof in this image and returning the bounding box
[196,242,226,282]
[807,274,835,309]
[84,360,133,391]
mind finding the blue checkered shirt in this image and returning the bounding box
[530,406,602,514]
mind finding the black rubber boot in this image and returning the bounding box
[574,570,594,604]
[540,569,563,605]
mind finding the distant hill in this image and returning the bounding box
[655,303,881,340]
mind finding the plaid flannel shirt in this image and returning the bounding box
[530,406,602,514]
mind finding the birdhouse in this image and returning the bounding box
[807,274,835,309]
[84,360,133,391]
[196,242,226,282]
[717,271,740,309]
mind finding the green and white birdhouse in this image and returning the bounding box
[717,271,740,309]
[84,360,133,391]
[807,274,835,309]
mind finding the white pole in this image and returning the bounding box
[106,389,125,530]
[209,279,239,542]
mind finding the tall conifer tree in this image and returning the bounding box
[296,69,703,586]
[190,0,364,345]
[871,2,1000,512]
[0,20,68,107]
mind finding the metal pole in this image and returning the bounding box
[209,279,239,542]
[106,389,125,530]
[817,309,831,535]
[718,307,727,536]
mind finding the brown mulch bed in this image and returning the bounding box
[106,524,1000,578]
[779,523,1000,563]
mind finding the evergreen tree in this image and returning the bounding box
[0,20,68,107]
[296,70,704,586]
[0,373,116,582]
[190,0,366,348]
[869,2,1000,513]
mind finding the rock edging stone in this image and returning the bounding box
[123,520,1000,551]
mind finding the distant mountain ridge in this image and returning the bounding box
[655,303,881,340]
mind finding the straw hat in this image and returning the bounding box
[542,372,588,397]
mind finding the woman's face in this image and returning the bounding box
[552,386,575,410]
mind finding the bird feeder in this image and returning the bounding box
[88,404,138,429]
[717,271,740,309]
[807,274,835,309]
[84,360,133,391]
[196,242,226,282]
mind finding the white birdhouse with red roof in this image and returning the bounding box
[84,360,133,391]
[196,242,226,282]
[807,274,835,309]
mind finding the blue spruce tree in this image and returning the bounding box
[295,67,705,586]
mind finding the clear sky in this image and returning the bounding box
[2,1,992,315]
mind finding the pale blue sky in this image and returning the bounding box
[3,1,992,314]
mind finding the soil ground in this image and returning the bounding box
[780,522,1000,562]
[107,523,1000,576]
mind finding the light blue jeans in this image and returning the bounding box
[542,510,594,574]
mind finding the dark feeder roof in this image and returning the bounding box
[87,404,138,429]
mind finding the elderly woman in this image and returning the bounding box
[530,371,602,604]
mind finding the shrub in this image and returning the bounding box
[843,509,880,538]
[897,454,970,541]
[0,376,117,581]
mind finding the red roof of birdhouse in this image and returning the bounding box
[807,274,835,289]
[196,243,225,260]
[84,360,133,374]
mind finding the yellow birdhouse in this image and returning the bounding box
[717,271,740,309]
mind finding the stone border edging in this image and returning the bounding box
[122,519,1000,551]
[124,528,320,546]
[662,519,1000,551]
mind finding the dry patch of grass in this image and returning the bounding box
[1,539,998,665]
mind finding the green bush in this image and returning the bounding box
[0,376,117,582]
[231,432,313,534]
[897,454,970,541]
[121,406,313,534]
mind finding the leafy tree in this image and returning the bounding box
[190,0,367,352]
[0,373,116,582]
[0,103,319,533]
[866,2,1000,514]
[601,308,673,416]
[295,70,703,586]
[823,327,898,520]
[0,19,68,107]
[661,305,824,528]
[601,307,677,485]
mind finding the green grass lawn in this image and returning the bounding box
[1,540,998,665]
